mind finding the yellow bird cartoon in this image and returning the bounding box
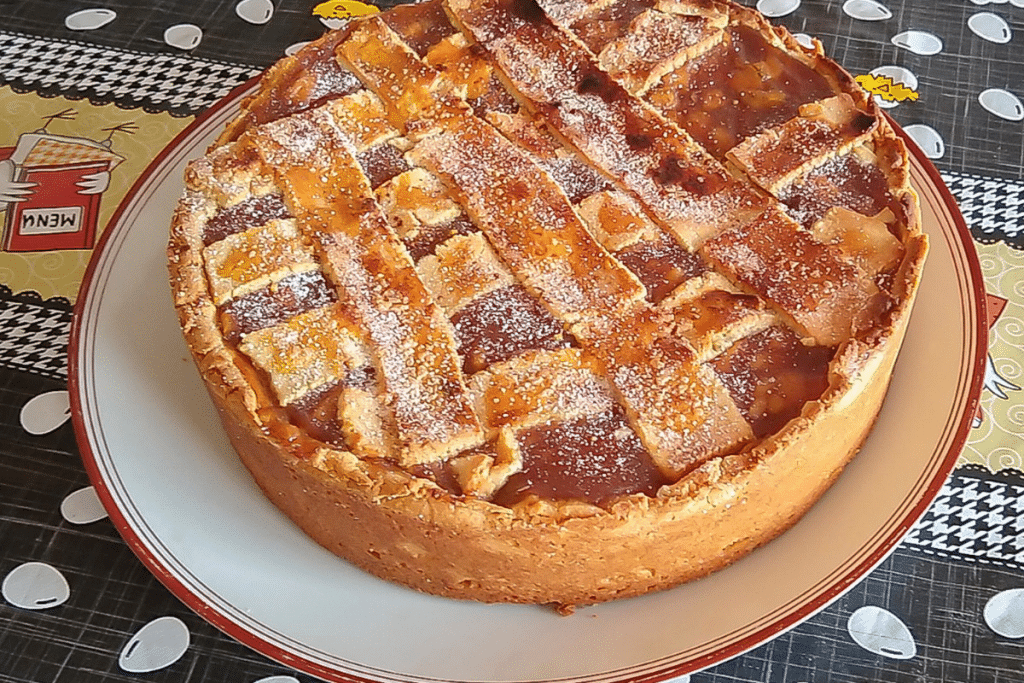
[312,0,379,20]
[855,73,919,103]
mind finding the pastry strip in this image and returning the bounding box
[467,348,617,433]
[410,113,646,322]
[701,204,883,346]
[202,219,318,305]
[727,94,879,195]
[238,303,370,405]
[417,232,517,316]
[335,15,468,139]
[446,0,765,249]
[583,309,753,479]
[242,104,483,465]
[594,8,727,95]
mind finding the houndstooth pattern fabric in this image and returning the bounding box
[942,171,1024,249]
[0,287,71,380]
[0,30,260,117]
[904,468,1024,570]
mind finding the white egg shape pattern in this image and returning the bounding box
[984,588,1024,638]
[903,124,946,159]
[65,8,117,30]
[236,0,274,25]
[979,88,1024,121]
[20,390,71,436]
[254,677,301,683]
[793,33,815,49]
[891,30,943,56]
[61,486,109,524]
[2,562,70,610]
[319,17,348,30]
[843,0,892,21]
[969,12,1012,44]
[757,0,800,18]
[847,605,917,659]
[285,41,310,56]
[164,24,203,50]
[868,65,918,109]
[120,616,191,673]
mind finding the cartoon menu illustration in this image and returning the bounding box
[0,117,126,253]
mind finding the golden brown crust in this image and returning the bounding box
[169,0,928,607]
[208,298,912,606]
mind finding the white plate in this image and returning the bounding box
[70,83,987,683]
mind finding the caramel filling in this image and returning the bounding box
[285,366,377,447]
[204,193,291,245]
[451,285,575,374]
[381,0,459,57]
[615,234,706,303]
[356,143,412,189]
[779,152,895,228]
[241,31,364,136]
[220,270,337,342]
[711,326,834,439]
[567,0,654,53]
[493,408,668,507]
[409,459,465,495]
[649,25,836,158]
[470,78,521,116]
[404,214,480,262]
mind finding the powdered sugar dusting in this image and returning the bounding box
[177,0,917,509]
[470,348,616,429]
[598,10,710,88]
[452,285,572,373]
[701,205,877,346]
[458,2,742,245]
[413,114,644,321]
[246,106,483,462]
[495,409,668,506]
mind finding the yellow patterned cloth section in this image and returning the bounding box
[0,87,191,301]
[962,240,1024,472]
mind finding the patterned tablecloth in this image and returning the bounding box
[1,1,1022,681]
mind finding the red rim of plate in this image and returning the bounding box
[68,81,988,683]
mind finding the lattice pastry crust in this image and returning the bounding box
[169,0,927,609]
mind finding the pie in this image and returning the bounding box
[168,0,927,609]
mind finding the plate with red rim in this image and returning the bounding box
[70,78,986,683]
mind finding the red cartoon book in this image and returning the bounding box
[2,133,123,253]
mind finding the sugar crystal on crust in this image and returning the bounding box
[411,114,647,322]
[239,303,370,405]
[202,218,318,305]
